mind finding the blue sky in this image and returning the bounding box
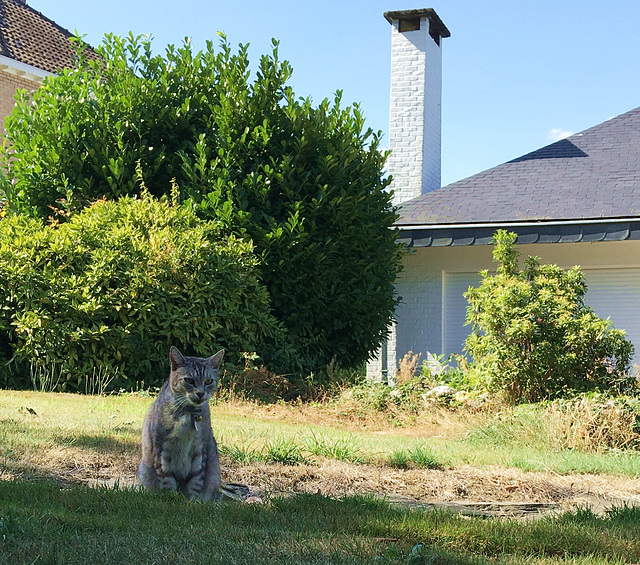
[28,0,640,187]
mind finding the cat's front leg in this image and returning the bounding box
[182,474,204,500]
[181,452,205,500]
[157,473,179,491]
[200,442,222,501]
[155,453,179,492]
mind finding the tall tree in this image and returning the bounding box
[1,34,404,376]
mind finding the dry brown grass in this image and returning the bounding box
[214,391,489,439]
[227,459,640,517]
[546,397,640,451]
[3,389,640,519]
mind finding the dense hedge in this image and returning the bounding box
[0,34,404,377]
[0,195,280,391]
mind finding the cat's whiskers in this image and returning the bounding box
[171,393,193,414]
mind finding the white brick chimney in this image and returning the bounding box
[385,9,450,206]
[366,9,450,384]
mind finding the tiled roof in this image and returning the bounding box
[0,0,87,74]
[397,106,640,226]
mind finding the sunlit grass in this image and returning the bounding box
[2,390,640,480]
[2,389,640,563]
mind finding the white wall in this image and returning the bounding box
[395,240,640,364]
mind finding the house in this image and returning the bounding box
[368,8,640,380]
[0,0,86,132]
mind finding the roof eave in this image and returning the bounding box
[0,54,52,82]
[396,216,640,231]
[396,217,640,247]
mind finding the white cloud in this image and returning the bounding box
[548,127,574,142]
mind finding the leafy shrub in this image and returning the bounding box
[0,33,404,378]
[464,230,634,403]
[0,195,279,391]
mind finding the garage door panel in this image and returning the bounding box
[583,269,640,364]
[443,268,640,365]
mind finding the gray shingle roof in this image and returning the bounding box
[0,0,93,74]
[397,106,640,226]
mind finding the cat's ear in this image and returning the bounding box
[169,346,185,370]
[207,349,225,369]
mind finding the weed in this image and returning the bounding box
[85,365,116,397]
[218,442,264,465]
[407,445,442,470]
[264,437,308,465]
[395,351,421,385]
[30,361,63,393]
[386,445,442,470]
[304,431,367,464]
[387,449,410,469]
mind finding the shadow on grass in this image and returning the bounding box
[1,479,640,564]
[0,417,139,484]
[54,432,139,455]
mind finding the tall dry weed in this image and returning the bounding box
[395,351,421,385]
[547,398,640,451]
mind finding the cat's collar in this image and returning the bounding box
[191,412,203,431]
[172,403,204,430]
[185,405,204,431]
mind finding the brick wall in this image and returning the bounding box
[367,13,447,381]
[387,16,443,206]
[0,71,40,134]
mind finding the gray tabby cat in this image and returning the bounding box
[138,346,224,501]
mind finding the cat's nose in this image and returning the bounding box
[196,391,204,399]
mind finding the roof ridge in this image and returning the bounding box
[10,0,75,41]
[566,104,640,139]
[509,105,640,165]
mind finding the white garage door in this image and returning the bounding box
[443,268,640,365]
[583,269,640,364]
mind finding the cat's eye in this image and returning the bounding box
[184,378,195,386]
[204,379,213,385]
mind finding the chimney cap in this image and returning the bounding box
[384,8,450,39]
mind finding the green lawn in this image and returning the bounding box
[1,390,640,564]
[1,479,640,564]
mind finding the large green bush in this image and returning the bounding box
[464,230,634,403]
[0,33,404,376]
[0,195,279,391]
